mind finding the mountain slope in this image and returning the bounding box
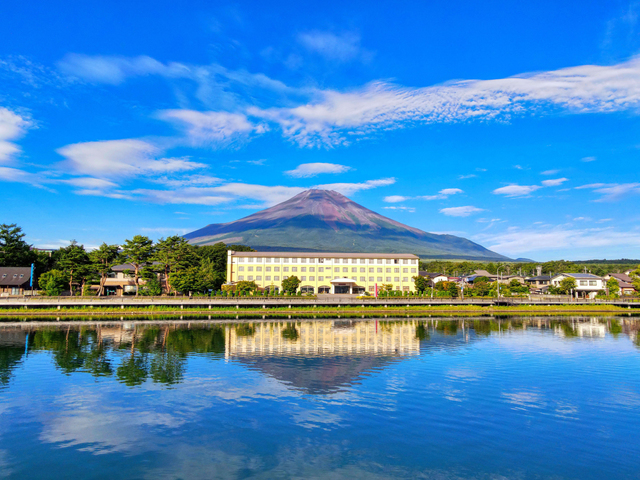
[184,189,508,260]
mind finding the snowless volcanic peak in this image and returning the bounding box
[184,189,508,260]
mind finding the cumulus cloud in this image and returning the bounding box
[383,195,410,203]
[56,139,206,179]
[284,162,352,178]
[439,206,484,217]
[383,206,415,212]
[0,107,31,163]
[157,110,260,147]
[541,177,569,187]
[492,184,542,197]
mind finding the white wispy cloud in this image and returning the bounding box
[541,169,560,175]
[476,226,640,256]
[56,139,206,179]
[284,162,352,178]
[492,184,542,197]
[157,109,261,147]
[314,177,395,196]
[541,177,569,187]
[458,174,477,180]
[581,156,597,162]
[249,55,640,147]
[384,188,463,203]
[576,182,640,201]
[439,206,484,217]
[297,31,370,63]
[383,206,415,212]
[0,107,31,163]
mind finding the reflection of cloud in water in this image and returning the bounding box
[292,407,343,430]
[445,368,482,381]
[502,390,545,411]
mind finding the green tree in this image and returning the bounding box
[413,276,429,293]
[169,267,201,295]
[57,241,90,295]
[235,280,258,295]
[38,269,68,296]
[606,277,620,297]
[120,235,155,296]
[558,277,577,294]
[281,276,300,294]
[89,243,119,296]
[631,265,640,294]
[447,281,459,298]
[0,223,35,267]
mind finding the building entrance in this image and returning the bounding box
[334,285,351,294]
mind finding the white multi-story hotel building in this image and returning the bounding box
[226,251,420,294]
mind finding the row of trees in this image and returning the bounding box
[1,223,254,296]
[419,259,638,278]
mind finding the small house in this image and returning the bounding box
[0,267,32,296]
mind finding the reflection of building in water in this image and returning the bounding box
[225,320,420,359]
[576,319,606,338]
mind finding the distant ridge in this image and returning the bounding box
[185,189,509,260]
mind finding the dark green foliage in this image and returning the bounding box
[281,276,301,294]
[413,275,429,293]
[282,323,299,340]
[38,269,68,296]
[0,223,35,267]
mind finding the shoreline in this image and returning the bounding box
[0,304,638,320]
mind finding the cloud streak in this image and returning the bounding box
[284,162,352,178]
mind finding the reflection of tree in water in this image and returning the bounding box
[436,321,457,336]
[609,319,623,337]
[117,355,149,386]
[282,323,299,341]
[415,323,429,340]
[0,346,24,386]
[235,324,255,337]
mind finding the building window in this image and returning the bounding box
[292,258,297,263]
[318,258,324,263]
[238,275,244,281]
[386,277,392,282]
[310,276,315,281]
[377,268,382,273]
[284,258,289,263]
[387,259,393,264]
[283,276,289,280]
[266,276,271,281]
[238,258,244,263]
[256,266,262,272]
[394,277,399,282]
[394,259,399,264]
[377,259,383,264]
[589,280,597,286]
[360,267,365,273]
[403,277,408,282]
[283,267,289,272]
[386,268,391,273]
[377,277,383,281]
[256,276,262,281]
[274,267,280,272]
[369,259,375,264]
[403,259,408,264]
[343,267,348,272]
[301,267,306,272]
[360,259,366,264]
[309,267,315,272]
[239,266,244,272]
[403,286,410,291]
[248,266,253,272]
[403,268,408,273]
[369,277,374,282]
[360,276,366,281]
[318,267,324,272]
[248,276,254,281]
[352,267,357,273]
[265,258,271,263]
[248,258,254,263]
[274,276,280,281]
[301,276,306,281]
[319,276,324,281]
[396,286,401,290]
[411,268,416,273]
[369,286,375,291]
[411,259,417,264]
[266,267,271,272]
[580,280,587,286]
[301,258,307,263]
[394,268,399,273]
[292,267,298,272]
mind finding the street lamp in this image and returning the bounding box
[496,266,504,298]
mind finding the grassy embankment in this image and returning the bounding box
[0,303,637,319]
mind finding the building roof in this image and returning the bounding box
[609,273,634,283]
[0,267,31,287]
[330,278,358,283]
[553,273,602,279]
[112,262,161,272]
[229,251,419,259]
[419,271,446,278]
[526,275,552,281]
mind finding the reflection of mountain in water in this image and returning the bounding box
[226,320,419,394]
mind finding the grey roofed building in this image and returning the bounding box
[0,267,32,295]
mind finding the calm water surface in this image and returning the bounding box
[1,316,639,479]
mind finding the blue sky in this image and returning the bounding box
[2,0,640,260]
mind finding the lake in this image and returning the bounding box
[1,317,639,479]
